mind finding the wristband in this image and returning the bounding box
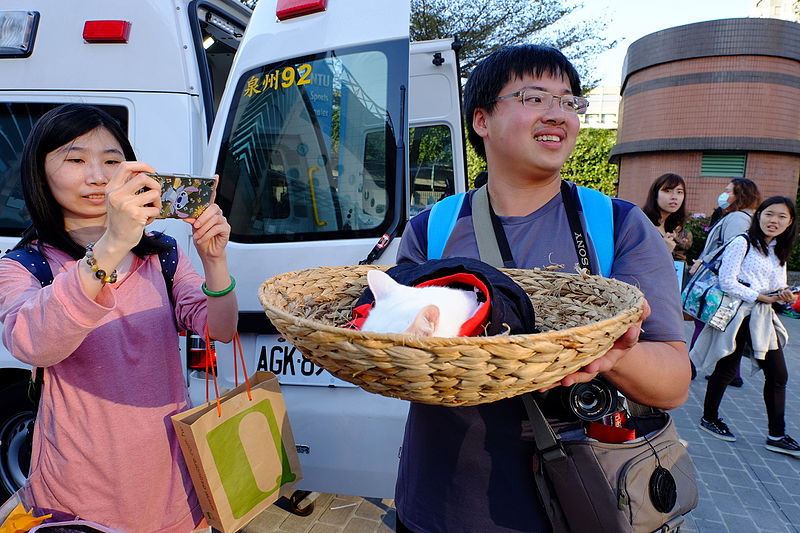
[84,243,117,284]
[202,276,235,297]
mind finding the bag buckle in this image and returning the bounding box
[539,442,566,462]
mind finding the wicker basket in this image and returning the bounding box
[258,265,644,407]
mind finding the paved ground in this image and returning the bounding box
[674,317,800,533]
[242,318,800,533]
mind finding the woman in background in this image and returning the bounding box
[691,196,799,457]
[641,172,693,267]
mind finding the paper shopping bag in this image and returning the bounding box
[171,371,302,532]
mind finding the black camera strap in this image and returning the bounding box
[559,180,597,275]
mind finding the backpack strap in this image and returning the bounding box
[427,192,466,260]
[2,248,54,287]
[576,185,614,277]
[469,185,507,268]
[153,233,179,308]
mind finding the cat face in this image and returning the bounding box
[360,270,480,337]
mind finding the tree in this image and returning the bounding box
[559,128,618,195]
[411,0,615,85]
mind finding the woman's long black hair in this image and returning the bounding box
[16,104,170,259]
[748,196,797,265]
[641,173,687,233]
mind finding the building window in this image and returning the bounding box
[701,153,747,178]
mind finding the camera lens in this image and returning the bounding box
[566,379,618,421]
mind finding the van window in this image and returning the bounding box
[191,3,248,118]
[0,103,128,236]
[215,40,407,243]
[409,125,454,217]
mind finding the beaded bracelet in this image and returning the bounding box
[84,243,118,284]
[202,276,235,297]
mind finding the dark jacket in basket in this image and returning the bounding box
[350,257,537,336]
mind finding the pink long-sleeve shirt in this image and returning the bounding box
[0,242,209,533]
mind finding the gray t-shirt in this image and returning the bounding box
[394,183,685,532]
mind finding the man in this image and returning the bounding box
[393,45,691,532]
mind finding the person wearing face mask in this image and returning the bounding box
[691,197,800,457]
[688,179,761,383]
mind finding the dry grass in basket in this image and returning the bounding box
[258,265,645,406]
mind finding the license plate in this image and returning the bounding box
[255,334,356,387]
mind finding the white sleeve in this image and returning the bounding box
[718,236,758,302]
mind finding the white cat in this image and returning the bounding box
[360,270,481,337]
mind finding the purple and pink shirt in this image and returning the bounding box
[0,242,209,532]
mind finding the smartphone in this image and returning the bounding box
[146,173,215,219]
[767,286,800,296]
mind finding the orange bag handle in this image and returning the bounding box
[203,328,251,417]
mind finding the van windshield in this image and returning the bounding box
[214,40,407,243]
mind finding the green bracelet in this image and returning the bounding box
[202,276,235,297]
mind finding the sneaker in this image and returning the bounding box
[765,435,800,458]
[700,418,737,442]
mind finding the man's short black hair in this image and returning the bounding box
[464,45,582,160]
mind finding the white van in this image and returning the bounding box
[0,0,466,510]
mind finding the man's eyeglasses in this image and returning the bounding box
[495,88,589,114]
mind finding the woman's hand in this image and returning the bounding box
[757,289,795,304]
[104,161,162,250]
[185,177,230,261]
[663,232,677,253]
[188,203,231,260]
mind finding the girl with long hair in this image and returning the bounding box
[642,173,692,261]
[0,104,238,531]
[691,196,799,457]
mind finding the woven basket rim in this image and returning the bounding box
[257,265,645,347]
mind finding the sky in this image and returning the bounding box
[583,0,755,86]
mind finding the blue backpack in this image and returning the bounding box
[426,185,615,276]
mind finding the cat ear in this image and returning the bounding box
[367,270,400,300]
[405,305,440,337]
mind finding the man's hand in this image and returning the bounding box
[543,299,652,390]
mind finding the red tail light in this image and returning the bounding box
[83,20,131,43]
[276,0,327,21]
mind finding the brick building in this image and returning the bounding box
[610,17,800,215]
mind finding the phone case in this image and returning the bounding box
[148,173,215,219]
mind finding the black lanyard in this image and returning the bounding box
[485,181,597,275]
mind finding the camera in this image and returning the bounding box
[540,377,621,422]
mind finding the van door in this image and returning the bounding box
[200,0,412,498]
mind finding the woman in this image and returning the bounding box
[642,173,692,262]
[0,104,238,531]
[691,196,799,457]
[689,178,761,382]
[692,178,761,273]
